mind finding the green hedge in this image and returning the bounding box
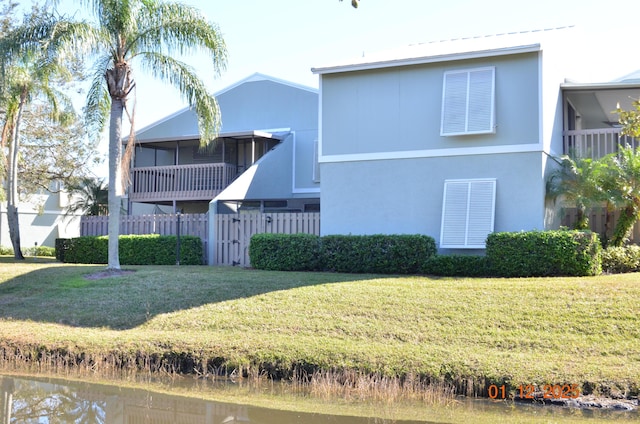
[1,246,56,257]
[249,233,437,274]
[485,230,601,277]
[56,235,203,265]
[249,233,322,271]
[601,245,640,274]
[422,254,491,277]
[250,231,603,277]
[321,234,437,274]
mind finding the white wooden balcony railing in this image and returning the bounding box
[130,163,237,202]
[563,128,640,159]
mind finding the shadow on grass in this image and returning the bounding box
[0,259,381,330]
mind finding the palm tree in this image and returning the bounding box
[72,0,227,270]
[0,11,78,260]
[600,145,640,247]
[65,177,108,216]
[546,154,603,230]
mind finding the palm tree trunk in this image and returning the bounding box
[107,97,124,270]
[6,91,27,260]
[610,205,638,247]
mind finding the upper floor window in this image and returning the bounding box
[441,67,495,136]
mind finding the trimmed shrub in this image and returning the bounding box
[23,245,56,257]
[422,254,491,277]
[57,236,108,264]
[320,234,437,274]
[249,233,322,271]
[601,245,640,274]
[1,245,55,257]
[486,230,601,277]
[56,235,203,265]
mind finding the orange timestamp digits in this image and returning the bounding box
[488,384,581,399]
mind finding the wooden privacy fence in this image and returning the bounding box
[213,212,321,267]
[561,207,640,243]
[80,212,321,266]
[81,213,208,262]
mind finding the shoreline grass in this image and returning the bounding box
[0,258,639,401]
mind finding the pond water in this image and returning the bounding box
[1,373,638,424]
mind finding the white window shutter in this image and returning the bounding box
[440,179,496,248]
[441,67,495,136]
[440,181,470,246]
[467,69,494,132]
[466,180,496,246]
[441,72,468,135]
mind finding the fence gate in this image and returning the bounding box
[214,212,321,267]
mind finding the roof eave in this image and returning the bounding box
[311,44,541,75]
[124,130,287,145]
[561,81,640,91]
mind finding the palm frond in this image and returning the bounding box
[139,51,221,145]
[84,55,112,136]
[130,1,227,74]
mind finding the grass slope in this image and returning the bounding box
[0,258,638,397]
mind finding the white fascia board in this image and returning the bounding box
[560,81,640,91]
[312,44,541,75]
[131,129,289,145]
[319,143,543,164]
[215,72,318,96]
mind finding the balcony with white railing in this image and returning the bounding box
[130,163,237,203]
[563,128,640,160]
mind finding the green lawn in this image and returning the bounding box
[0,258,638,398]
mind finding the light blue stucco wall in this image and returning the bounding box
[321,52,540,156]
[320,152,547,252]
[317,49,556,251]
[216,80,317,134]
[133,76,320,199]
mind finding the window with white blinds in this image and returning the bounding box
[441,67,495,136]
[440,179,496,248]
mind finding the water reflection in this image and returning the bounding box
[0,375,434,424]
[1,374,639,424]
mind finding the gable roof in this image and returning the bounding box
[215,72,317,96]
[312,27,574,75]
[130,73,317,143]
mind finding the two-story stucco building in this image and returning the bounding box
[312,27,640,252]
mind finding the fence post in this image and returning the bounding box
[176,211,181,266]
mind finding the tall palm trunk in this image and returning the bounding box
[6,89,27,260]
[107,96,124,270]
[105,62,133,270]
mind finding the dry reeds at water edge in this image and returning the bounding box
[0,347,459,405]
[289,369,459,405]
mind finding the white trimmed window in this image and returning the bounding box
[441,67,495,136]
[440,178,496,248]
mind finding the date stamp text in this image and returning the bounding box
[488,384,581,400]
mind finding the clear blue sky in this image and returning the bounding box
[56,0,640,175]
[58,0,640,128]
